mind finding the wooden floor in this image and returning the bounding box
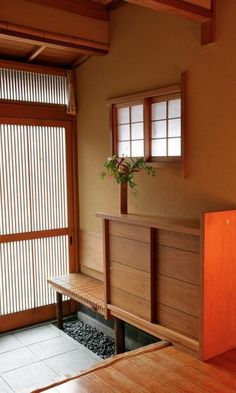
[34,342,236,393]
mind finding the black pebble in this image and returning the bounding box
[63,318,115,359]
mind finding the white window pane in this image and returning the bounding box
[168,99,181,118]
[168,138,181,156]
[152,101,166,120]
[118,107,129,124]
[118,141,130,157]
[118,124,130,141]
[168,119,181,137]
[131,105,143,122]
[131,122,143,140]
[152,120,166,138]
[152,139,167,157]
[131,140,144,157]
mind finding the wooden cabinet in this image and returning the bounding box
[98,210,236,361]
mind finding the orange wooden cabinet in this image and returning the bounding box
[97,210,236,361]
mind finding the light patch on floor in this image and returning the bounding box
[0,323,101,393]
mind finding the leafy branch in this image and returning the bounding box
[101,156,155,195]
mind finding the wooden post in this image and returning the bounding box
[120,183,127,214]
[56,292,63,329]
[114,317,125,354]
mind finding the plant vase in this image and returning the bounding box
[120,182,128,214]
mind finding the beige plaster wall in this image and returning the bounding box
[76,1,236,234]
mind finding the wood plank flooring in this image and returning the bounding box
[34,342,236,393]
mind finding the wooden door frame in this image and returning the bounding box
[0,103,79,332]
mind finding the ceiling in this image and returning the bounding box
[0,0,214,70]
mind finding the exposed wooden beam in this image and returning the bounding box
[106,0,126,11]
[0,59,68,75]
[28,45,46,61]
[72,55,92,69]
[24,0,109,21]
[0,22,109,56]
[126,0,212,22]
[201,0,216,45]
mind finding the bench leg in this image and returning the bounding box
[114,317,125,354]
[56,292,63,330]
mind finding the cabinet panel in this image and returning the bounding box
[109,235,150,272]
[156,229,200,253]
[156,275,200,317]
[156,303,199,339]
[110,286,151,321]
[110,261,150,300]
[109,221,150,243]
[156,245,200,286]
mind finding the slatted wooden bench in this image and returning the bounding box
[47,273,125,353]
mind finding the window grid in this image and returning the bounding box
[117,104,144,158]
[110,81,185,165]
[151,98,181,158]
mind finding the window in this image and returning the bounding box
[117,103,144,157]
[151,96,181,158]
[0,64,76,114]
[108,75,186,168]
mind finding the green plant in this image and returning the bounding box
[100,155,155,195]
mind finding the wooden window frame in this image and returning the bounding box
[107,72,187,175]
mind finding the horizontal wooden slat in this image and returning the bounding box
[0,59,68,76]
[106,84,181,105]
[110,261,150,301]
[110,286,151,321]
[156,303,199,339]
[97,212,200,236]
[109,221,150,243]
[110,235,150,272]
[0,228,68,243]
[156,229,200,253]
[109,305,199,352]
[156,275,200,317]
[155,245,200,285]
[0,301,71,333]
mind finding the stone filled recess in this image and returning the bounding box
[63,318,115,359]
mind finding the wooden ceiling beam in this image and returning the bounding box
[106,0,126,11]
[0,22,109,56]
[126,0,216,44]
[24,0,109,21]
[28,45,47,61]
[126,0,212,22]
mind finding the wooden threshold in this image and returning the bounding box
[0,301,71,333]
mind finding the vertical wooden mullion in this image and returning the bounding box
[129,106,132,157]
[150,227,156,323]
[103,218,110,320]
[65,122,75,274]
[181,71,188,178]
[166,100,169,157]
[71,117,79,274]
[144,97,151,161]
[111,104,118,156]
